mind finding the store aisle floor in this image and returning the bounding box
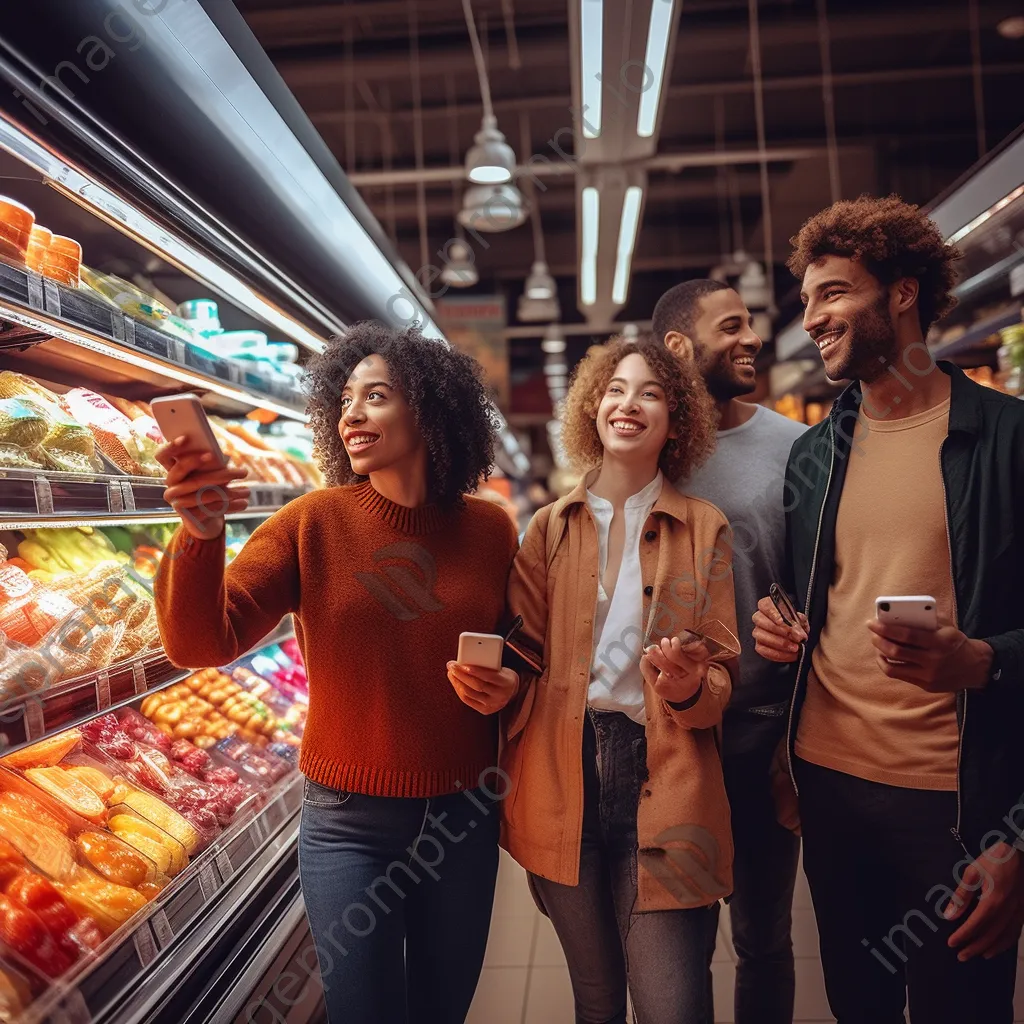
[470,852,1024,1023]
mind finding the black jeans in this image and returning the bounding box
[530,710,716,1024]
[706,715,800,1024]
[298,779,499,1024]
[795,757,1017,1024]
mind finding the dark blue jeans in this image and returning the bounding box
[705,711,800,1024]
[298,779,500,1024]
[530,710,717,1024]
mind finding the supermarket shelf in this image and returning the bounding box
[38,772,304,1024]
[0,509,288,532]
[0,270,308,422]
[0,467,308,521]
[0,620,296,759]
[930,307,1021,359]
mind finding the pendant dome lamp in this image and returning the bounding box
[462,0,517,185]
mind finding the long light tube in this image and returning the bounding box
[612,186,644,305]
[581,187,600,305]
[637,0,675,139]
[580,0,604,139]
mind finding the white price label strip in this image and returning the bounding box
[132,661,147,695]
[23,700,45,741]
[215,850,233,882]
[198,861,220,899]
[133,922,158,967]
[150,909,174,949]
[95,672,111,711]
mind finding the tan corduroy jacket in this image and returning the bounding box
[500,475,737,912]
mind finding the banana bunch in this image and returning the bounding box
[17,527,130,581]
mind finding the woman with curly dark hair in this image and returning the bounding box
[153,322,520,1024]
[451,335,738,1023]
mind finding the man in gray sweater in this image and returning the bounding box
[654,279,807,1024]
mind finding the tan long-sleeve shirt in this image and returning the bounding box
[795,398,960,790]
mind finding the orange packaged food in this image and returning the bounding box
[0,791,70,836]
[25,224,51,273]
[0,197,34,268]
[2,731,82,770]
[24,767,107,825]
[64,765,115,803]
[75,831,154,889]
[42,235,81,287]
[0,815,77,881]
[0,561,79,647]
[55,867,146,937]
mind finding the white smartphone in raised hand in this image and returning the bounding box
[457,632,505,671]
[150,393,228,468]
[875,596,938,631]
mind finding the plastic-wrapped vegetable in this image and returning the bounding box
[60,389,163,477]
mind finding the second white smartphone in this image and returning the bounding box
[875,596,938,630]
[457,632,505,671]
[150,393,228,468]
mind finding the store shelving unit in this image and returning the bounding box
[0,97,326,1024]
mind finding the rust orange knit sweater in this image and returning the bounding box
[154,482,518,798]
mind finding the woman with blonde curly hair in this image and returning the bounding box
[449,334,739,1023]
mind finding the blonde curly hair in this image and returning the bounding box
[559,334,717,483]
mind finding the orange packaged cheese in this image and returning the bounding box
[2,731,82,770]
[24,767,107,825]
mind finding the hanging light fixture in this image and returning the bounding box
[517,111,560,322]
[462,0,517,184]
[459,184,527,232]
[542,323,567,354]
[440,240,479,287]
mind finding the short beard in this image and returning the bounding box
[697,347,756,401]
[830,292,899,384]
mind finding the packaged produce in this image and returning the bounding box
[60,388,164,476]
[109,786,202,856]
[80,266,199,345]
[0,813,77,882]
[0,372,103,474]
[24,768,107,825]
[0,791,70,835]
[54,867,147,937]
[0,196,34,268]
[4,869,103,959]
[0,554,79,646]
[64,765,116,803]
[0,893,73,978]
[42,235,81,288]
[75,830,155,888]
[214,736,291,785]
[107,814,186,877]
[0,731,81,771]
[0,398,49,470]
[25,225,51,273]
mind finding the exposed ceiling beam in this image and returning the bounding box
[269,6,1019,79]
[306,62,1024,126]
[346,145,827,186]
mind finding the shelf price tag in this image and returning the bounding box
[42,278,62,318]
[215,850,233,883]
[94,672,111,711]
[150,909,174,949]
[169,339,188,365]
[133,922,158,967]
[26,270,44,311]
[33,476,54,515]
[132,661,147,695]
[23,700,45,742]
[198,860,220,900]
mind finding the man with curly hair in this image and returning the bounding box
[752,196,1024,1023]
[654,279,806,1024]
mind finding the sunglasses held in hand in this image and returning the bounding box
[675,619,742,662]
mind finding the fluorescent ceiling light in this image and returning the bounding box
[637,0,675,138]
[612,186,643,306]
[581,187,600,306]
[580,0,604,139]
[947,184,1024,245]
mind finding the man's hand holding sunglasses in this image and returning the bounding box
[752,593,809,663]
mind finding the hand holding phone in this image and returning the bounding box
[447,632,518,716]
[875,596,938,631]
[151,394,250,541]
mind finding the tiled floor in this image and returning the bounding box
[470,851,1024,1023]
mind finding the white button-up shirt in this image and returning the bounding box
[586,472,664,724]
